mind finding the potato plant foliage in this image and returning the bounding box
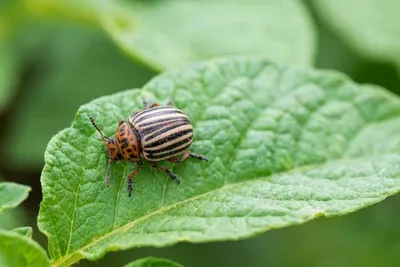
[37,57,400,266]
[0,182,50,267]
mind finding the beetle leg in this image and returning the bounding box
[127,166,141,197]
[189,151,209,162]
[150,162,181,184]
[174,151,191,163]
[175,150,209,163]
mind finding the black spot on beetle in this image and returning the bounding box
[129,153,136,159]
[115,152,123,161]
[121,138,129,149]
[126,149,132,153]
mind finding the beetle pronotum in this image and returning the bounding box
[90,101,208,196]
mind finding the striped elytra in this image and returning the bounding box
[129,106,194,161]
[90,101,208,197]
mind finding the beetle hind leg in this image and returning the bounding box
[175,150,209,163]
[161,167,181,184]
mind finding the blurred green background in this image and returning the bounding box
[1,0,400,266]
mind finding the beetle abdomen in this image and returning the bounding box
[130,106,194,161]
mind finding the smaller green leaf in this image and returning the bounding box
[124,257,183,267]
[26,0,316,70]
[102,0,316,69]
[0,229,50,267]
[10,227,33,238]
[0,182,30,214]
[0,209,23,230]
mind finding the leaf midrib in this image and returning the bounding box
[51,153,396,267]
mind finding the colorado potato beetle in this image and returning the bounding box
[90,101,208,196]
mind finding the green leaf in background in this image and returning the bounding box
[2,22,155,169]
[0,182,30,213]
[0,209,25,230]
[0,41,18,112]
[0,179,28,231]
[124,257,183,267]
[26,0,127,27]
[38,57,400,266]
[10,226,33,238]
[312,0,400,75]
[103,0,316,69]
[0,229,50,267]
[28,0,316,70]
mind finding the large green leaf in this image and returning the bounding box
[0,182,30,214]
[124,257,183,267]
[38,57,400,266]
[312,0,400,74]
[0,229,50,267]
[28,0,316,69]
[77,194,400,267]
[2,22,155,169]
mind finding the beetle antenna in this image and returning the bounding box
[142,98,148,108]
[90,117,109,141]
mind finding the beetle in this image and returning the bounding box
[90,100,208,196]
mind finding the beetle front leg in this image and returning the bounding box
[127,166,141,197]
[175,150,209,163]
[150,162,181,184]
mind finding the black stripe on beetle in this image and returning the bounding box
[145,143,192,160]
[137,116,189,128]
[144,128,193,148]
[144,122,191,142]
[145,135,194,153]
[133,108,184,124]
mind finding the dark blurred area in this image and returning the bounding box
[1,0,400,267]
